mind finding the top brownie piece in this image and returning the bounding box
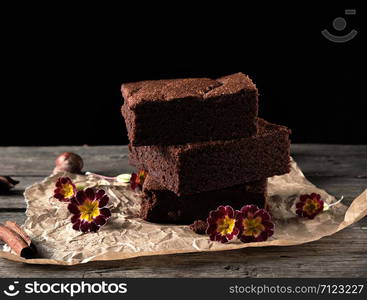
[121,72,258,146]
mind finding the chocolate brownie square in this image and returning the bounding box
[121,72,258,146]
[129,118,291,196]
[140,175,267,224]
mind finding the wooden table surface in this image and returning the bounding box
[0,145,366,278]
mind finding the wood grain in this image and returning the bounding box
[0,145,366,278]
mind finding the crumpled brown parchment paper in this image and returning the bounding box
[1,159,366,265]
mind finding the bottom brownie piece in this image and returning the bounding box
[140,175,267,224]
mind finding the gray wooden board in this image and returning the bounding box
[0,145,366,278]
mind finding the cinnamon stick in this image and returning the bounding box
[4,221,37,256]
[4,221,32,245]
[0,224,34,259]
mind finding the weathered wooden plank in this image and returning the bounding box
[1,145,367,177]
[291,145,367,178]
[0,146,131,176]
[0,212,26,225]
[0,213,366,278]
[3,144,365,156]
[0,146,129,156]
[1,253,365,278]
[291,144,367,156]
[305,177,367,205]
[0,177,43,210]
[0,156,134,177]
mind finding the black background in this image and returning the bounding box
[1,3,365,146]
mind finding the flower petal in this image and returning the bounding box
[98,195,109,208]
[224,205,235,218]
[130,173,138,190]
[240,235,255,243]
[300,194,308,202]
[208,234,216,241]
[67,187,109,233]
[240,204,259,215]
[311,193,320,200]
[296,193,324,219]
[72,219,81,231]
[80,221,90,233]
[95,189,105,200]
[209,210,224,220]
[70,197,79,205]
[262,220,274,230]
[237,206,274,243]
[206,224,217,235]
[71,214,81,224]
[53,177,77,202]
[254,209,270,222]
[220,236,228,243]
[94,215,107,226]
[217,206,226,214]
[205,205,239,243]
[85,188,95,201]
[54,193,63,200]
[76,190,87,204]
[296,202,304,209]
[89,222,99,232]
[68,203,80,214]
[100,208,111,218]
[256,231,269,242]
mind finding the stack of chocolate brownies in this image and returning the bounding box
[121,73,291,224]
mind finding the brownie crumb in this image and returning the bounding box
[189,220,208,234]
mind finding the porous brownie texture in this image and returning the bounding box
[121,72,258,146]
[129,118,291,196]
[140,175,267,224]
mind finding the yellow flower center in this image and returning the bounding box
[303,199,320,215]
[78,200,100,222]
[138,170,147,184]
[242,216,265,238]
[61,183,74,199]
[216,215,236,236]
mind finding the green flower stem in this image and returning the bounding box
[85,172,132,183]
[323,196,344,211]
